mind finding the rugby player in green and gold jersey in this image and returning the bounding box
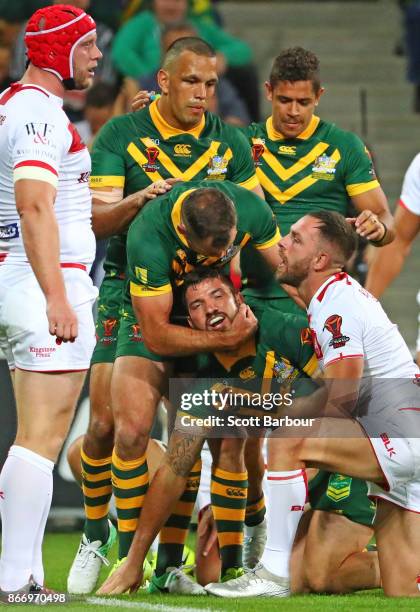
[97,267,314,595]
[104,180,289,593]
[241,46,394,321]
[237,47,394,571]
[67,37,263,596]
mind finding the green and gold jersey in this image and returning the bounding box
[90,100,259,277]
[126,180,279,299]
[241,115,380,298]
[178,307,318,421]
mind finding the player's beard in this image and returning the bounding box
[276,255,311,287]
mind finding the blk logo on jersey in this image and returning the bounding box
[78,171,90,183]
[323,314,350,349]
[143,147,160,172]
[380,433,396,458]
[0,115,5,126]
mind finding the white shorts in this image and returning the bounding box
[368,434,420,513]
[0,264,98,371]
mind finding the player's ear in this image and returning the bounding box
[313,250,328,271]
[314,86,325,106]
[157,69,170,95]
[236,291,244,306]
[187,316,193,328]
[264,81,273,101]
[177,224,187,236]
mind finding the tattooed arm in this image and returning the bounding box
[97,430,204,594]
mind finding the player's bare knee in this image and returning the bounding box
[306,566,333,594]
[114,421,151,458]
[87,414,114,447]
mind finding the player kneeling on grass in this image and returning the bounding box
[96,266,317,595]
[210,211,420,598]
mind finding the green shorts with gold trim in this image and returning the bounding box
[114,292,192,366]
[91,275,125,365]
[308,470,376,527]
[115,304,166,362]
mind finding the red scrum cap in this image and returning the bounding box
[25,4,96,88]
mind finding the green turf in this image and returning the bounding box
[3,533,419,610]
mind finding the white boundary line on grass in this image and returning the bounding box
[86,596,222,612]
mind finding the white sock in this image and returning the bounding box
[0,445,54,591]
[261,469,307,579]
[31,475,53,586]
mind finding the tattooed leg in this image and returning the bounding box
[112,431,205,571]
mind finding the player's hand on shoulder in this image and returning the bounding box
[135,178,182,210]
[141,178,182,204]
[47,297,78,344]
[347,209,386,242]
[226,303,258,349]
[96,559,143,595]
[131,89,159,112]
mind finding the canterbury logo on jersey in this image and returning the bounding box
[174,144,191,156]
[278,145,297,155]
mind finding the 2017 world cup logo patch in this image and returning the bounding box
[323,314,350,349]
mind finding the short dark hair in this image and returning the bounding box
[183,268,235,307]
[182,188,237,250]
[85,82,116,108]
[308,210,357,262]
[162,36,215,70]
[270,47,321,93]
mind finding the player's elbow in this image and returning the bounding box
[141,328,169,356]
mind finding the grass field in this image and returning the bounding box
[4,533,419,611]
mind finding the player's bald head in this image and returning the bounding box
[308,210,357,267]
[162,36,216,71]
[182,187,237,250]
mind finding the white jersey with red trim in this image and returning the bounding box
[399,152,420,216]
[0,82,95,266]
[308,272,417,378]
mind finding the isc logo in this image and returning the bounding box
[174,144,191,156]
[278,145,296,155]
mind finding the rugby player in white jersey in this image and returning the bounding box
[0,4,101,597]
[208,210,420,598]
[366,152,420,366]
